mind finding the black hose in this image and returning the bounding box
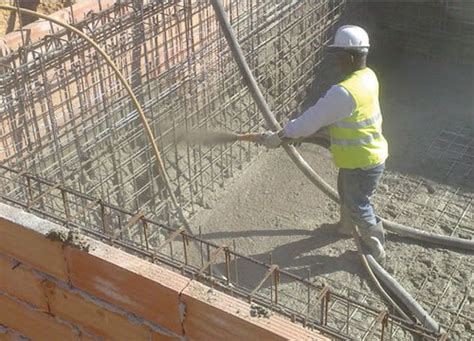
[366,255,441,332]
[352,229,413,321]
[382,218,474,251]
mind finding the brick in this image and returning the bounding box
[0,254,49,311]
[0,293,81,340]
[42,279,152,340]
[0,204,69,281]
[65,238,190,334]
[181,280,329,341]
[79,334,99,341]
[0,325,28,341]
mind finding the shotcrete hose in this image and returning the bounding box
[382,218,473,251]
[210,0,451,333]
[208,1,474,254]
[351,229,412,321]
[365,254,440,332]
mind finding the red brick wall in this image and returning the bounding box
[0,0,117,54]
[0,0,212,161]
[0,203,329,341]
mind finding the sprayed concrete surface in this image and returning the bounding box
[191,55,474,339]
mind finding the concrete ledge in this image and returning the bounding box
[182,280,327,341]
[0,205,69,281]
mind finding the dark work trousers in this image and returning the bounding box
[337,163,385,229]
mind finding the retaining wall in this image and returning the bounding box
[0,203,329,340]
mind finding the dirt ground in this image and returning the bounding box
[190,54,473,339]
[0,1,69,36]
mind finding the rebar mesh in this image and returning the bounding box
[370,0,474,63]
[0,1,346,226]
[0,164,441,340]
[0,1,472,340]
[376,125,473,339]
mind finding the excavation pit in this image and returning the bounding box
[0,1,472,340]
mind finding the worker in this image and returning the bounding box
[261,25,388,261]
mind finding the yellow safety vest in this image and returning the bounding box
[329,67,388,169]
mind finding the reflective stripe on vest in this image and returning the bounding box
[332,111,381,129]
[331,131,382,146]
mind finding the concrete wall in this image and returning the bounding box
[0,203,329,341]
[369,1,474,64]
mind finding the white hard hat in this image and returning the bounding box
[328,25,370,51]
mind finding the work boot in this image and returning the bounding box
[358,220,386,262]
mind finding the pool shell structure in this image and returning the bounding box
[0,1,473,340]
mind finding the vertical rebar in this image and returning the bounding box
[143,219,149,251]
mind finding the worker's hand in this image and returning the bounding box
[260,131,283,149]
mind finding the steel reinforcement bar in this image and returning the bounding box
[0,164,441,340]
[0,0,341,226]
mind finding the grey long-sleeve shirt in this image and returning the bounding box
[283,85,355,139]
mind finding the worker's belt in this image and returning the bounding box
[332,112,381,129]
[331,131,382,146]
